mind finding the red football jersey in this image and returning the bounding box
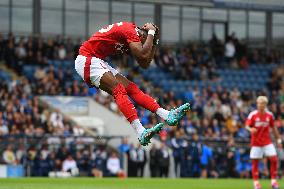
[245,110,275,146]
[79,22,141,59]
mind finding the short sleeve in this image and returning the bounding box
[124,23,141,44]
[246,112,254,127]
[245,118,252,127]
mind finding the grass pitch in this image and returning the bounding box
[0,178,281,189]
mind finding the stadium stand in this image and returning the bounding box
[1,32,284,178]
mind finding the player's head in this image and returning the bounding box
[136,27,148,44]
[256,96,268,112]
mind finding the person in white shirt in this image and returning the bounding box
[225,38,235,64]
[73,125,85,136]
[49,109,64,128]
[62,154,78,176]
[107,151,122,176]
[2,145,16,165]
[0,119,8,135]
[58,44,66,60]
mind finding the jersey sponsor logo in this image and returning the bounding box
[254,121,269,127]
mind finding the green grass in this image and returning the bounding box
[0,178,281,189]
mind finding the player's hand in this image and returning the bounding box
[152,23,159,34]
[152,23,160,37]
[277,138,283,149]
[143,23,156,31]
[151,23,160,45]
[250,128,257,134]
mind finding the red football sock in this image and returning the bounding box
[252,159,259,181]
[269,156,278,179]
[126,82,160,113]
[112,83,139,123]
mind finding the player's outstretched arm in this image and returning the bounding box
[129,23,156,69]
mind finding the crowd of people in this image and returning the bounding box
[155,33,282,81]
[0,32,284,178]
[0,78,86,137]
[1,141,126,177]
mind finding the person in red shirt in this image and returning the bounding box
[75,22,190,146]
[245,96,282,189]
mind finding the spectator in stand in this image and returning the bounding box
[186,133,201,177]
[106,151,123,177]
[170,130,183,177]
[226,138,239,178]
[73,125,85,136]
[4,38,16,69]
[158,143,170,178]
[127,144,138,177]
[58,44,66,60]
[2,145,16,165]
[34,153,50,176]
[225,37,236,65]
[62,154,78,175]
[118,138,130,154]
[200,144,213,178]
[49,109,64,129]
[75,151,89,176]
[136,144,147,177]
[149,144,159,177]
[0,32,4,60]
[90,147,106,177]
[0,119,8,135]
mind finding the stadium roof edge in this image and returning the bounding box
[116,0,214,7]
[116,0,284,12]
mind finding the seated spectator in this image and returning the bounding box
[49,109,64,129]
[62,154,79,176]
[73,125,85,136]
[58,44,66,60]
[75,151,89,176]
[90,148,106,177]
[106,151,124,177]
[0,119,8,135]
[2,145,16,165]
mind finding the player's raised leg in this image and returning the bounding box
[115,74,190,126]
[99,71,163,146]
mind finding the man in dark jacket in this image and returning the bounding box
[127,144,138,177]
[149,144,159,177]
